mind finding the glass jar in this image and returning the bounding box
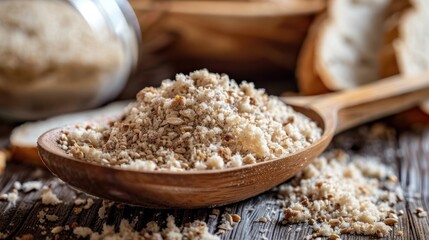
[0,0,140,120]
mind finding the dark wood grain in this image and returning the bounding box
[1,124,429,239]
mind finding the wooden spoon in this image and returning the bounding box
[130,0,325,17]
[38,72,429,208]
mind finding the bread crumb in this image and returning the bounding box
[278,151,403,238]
[73,227,93,238]
[210,209,220,218]
[257,217,269,223]
[217,212,241,234]
[384,218,398,225]
[73,207,83,215]
[83,198,94,209]
[51,226,64,234]
[46,214,59,222]
[13,181,22,190]
[37,209,47,223]
[231,214,241,223]
[6,189,18,205]
[98,200,113,219]
[74,198,86,206]
[72,216,219,240]
[63,69,321,171]
[40,187,62,205]
[22,181,43,193]
[397,230,404,237]
[417,211,427,218]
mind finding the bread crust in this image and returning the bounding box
[297,14,330,95]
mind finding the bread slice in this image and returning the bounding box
[297,0,395,92]
[396,1,429,113]
[316,0,391,90]
[10,101,130,166]
[297,15,330,95]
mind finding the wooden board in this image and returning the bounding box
[0,123,428,239]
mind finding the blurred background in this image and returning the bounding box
[1,0,429,159]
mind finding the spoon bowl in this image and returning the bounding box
[38,72,429,208]
[38,106,331,208]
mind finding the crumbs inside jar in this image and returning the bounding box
[60,69,322,171]
[0,0,124,118]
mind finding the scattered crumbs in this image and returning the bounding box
[46,214,59,222]
[0,232,8,239]
[64,225,70,231]
[397,230,404,237]
[63,70,321,171]
[247,207,255,212]
[231,214,241,223]
[83,198,94,209]
[73,207,83,215]
[278,150,404,238]
[7,189,19,205]
[37,209,47,223]
[416,208,428,218]
[259,229,268,233]
[15,234,34,240]
[41,231,47,236]
[73,227,93,238]
[217,213,240,235]
[98,200,114,219]
[40,187,62,205]
[22,181,43,193]
[13,181,22,190]
[72,216,219,240]
[256,217,270,223]
[74,198,86,206]
[210,208,220,217]
[295,227,302,232]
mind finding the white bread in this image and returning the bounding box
[10,101,130,166]
[396,1,429,112]
[315,0,391,90]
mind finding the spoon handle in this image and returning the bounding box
[310,72,429,133]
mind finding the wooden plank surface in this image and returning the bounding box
[0,123,428,239]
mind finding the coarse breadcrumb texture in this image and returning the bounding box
[62,69,321,171]
[278,150,403,239]
[40,187,62,205]
[73,215,219,240]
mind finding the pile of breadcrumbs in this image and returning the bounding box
[61,69,321,171]
[278,150,405,239]
[73,216,219,240]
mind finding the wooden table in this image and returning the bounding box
[0,123,428,239]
